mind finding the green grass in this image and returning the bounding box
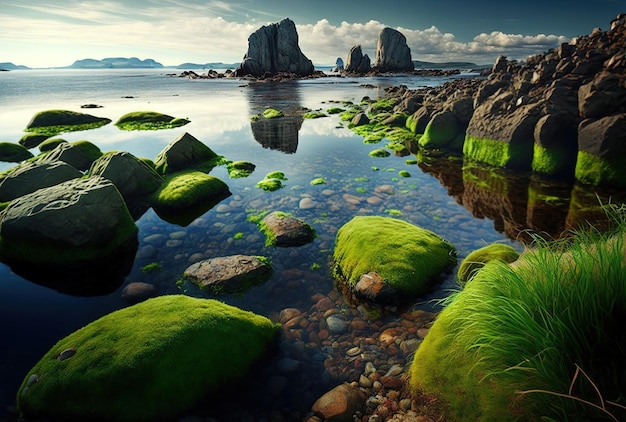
[411,204,626,421]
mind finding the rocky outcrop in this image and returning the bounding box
[331,57,344,72]
[345,45,371,73]
[384,13,626,188]
[234,18,314,77]
[373,28,414,72]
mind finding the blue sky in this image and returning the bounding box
[0,0,621,68]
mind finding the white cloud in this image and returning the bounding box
[0,3,572,68]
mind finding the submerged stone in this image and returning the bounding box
[260,211,316,247]
[154,132,221,175]
[184,254,273,294]
[17,295,281,422]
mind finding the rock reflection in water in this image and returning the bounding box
[418,154,624,243]
[246,81,304,154]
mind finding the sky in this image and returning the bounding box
[0,0,622,68]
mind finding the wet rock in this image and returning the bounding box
[184,254,272,294]
[38,140,102,171]
[121,282,158,304]
[0,161,82,202]
[154,132,220,175]
[261,211,316,247]
[311,383,367,422]
[326,314,348,334]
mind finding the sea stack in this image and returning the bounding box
[373,27,414,72]
[234,18,314,77]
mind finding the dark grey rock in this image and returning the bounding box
[345,45,371,73]
[0,161,82,202]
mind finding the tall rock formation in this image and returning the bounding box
[234,18,314,77]
[373,28,414,72]
[345,45,371,73]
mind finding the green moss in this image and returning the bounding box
[384,209,403,216]
[0,142,33,162]
[17,295,280,422]
[419,117,459,149]
[152,171,231,226]
[72,140,103,162]
[398,170,411,178]
[233,232,244,239]
[140,262,162,273]
[406,159,418,165]
[256,178,283,192]
[115,111,190,131]
[262,108,283,119]
[369,148,390,158]
[531,144,576,177]
[463,135,532,170]
[24,109,111,136]
[265,171,287,180]
[340,110,358,121]
[369,98,398,113]
[410,216,626,421]
[457,243,520,285]
[303,111,327,119]
[19,133,49,149]
[333,216,456,296]
[310,177,325,185]
[574,151,625,188]
[226,161,256,178]
[246,210,270,224]
[326,107,344,114]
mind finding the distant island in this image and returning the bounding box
[69,57,164,69]
[0,62,30,70]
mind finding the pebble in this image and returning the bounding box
[57,347,77,361]
[216,204,231,213]
[135,245,157,259]
[277,357,300,373]
[169,231,187,239]
[343,193,362,205]
[326,315,348,334]
[299,197,318,209]
[166,239,183,248]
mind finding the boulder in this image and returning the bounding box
[373,27,414,72]
[24,109,111,136]
[311,383,367,422]
[17,295,280,422]
[575,113,626,187]
[114,111,190,131]
[0,161,82,202]
[152,170,231,226]
[39,140,103,171]
[333,216,456,305]
[184,255,273,294]
[154,132,221,175]
[419,110,461,150]
[260,211,316,246]
[89,151,164,201]
[331,57,344,72]
[0,142,33,163]
[406,106,432,134]
[18,133,49,149]
[578,71,625,119]
[234,18,314,77]
[0,176,137,264]
[344,45,371,73]
[531,113,578,177]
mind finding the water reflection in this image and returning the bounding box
[246,81,304,154]
[418,154,624,244]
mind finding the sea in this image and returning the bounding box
[0,68,623,419]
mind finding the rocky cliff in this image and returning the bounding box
[234,18,314,77]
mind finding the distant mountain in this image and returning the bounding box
[176,62,239,69]
[69,57,164,69]
[413,60,489,70]
[0,62,30,70]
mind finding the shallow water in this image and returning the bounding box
[0,69,623,418]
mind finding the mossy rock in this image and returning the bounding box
[115,111,190,131]
[17,295,281,422]
[419,111,460,150]
[574,150,626,188]
[457,243,520,285]
[463,135,533,170]
[226,161,256,178]
[38,138,67,153]
[262,108,284,119]
[260,211,316,247]
[410,225,626,421]
[154,132,221,175]
[0,142,33,163]
[303,111,327,119]
[19,133,49,149]
[256,171,287,192]
[333,216,456,304]
[310,177,325,185]
[24,109,111,136]
[0,161,82,202]
[37,140,102,172]
[369,148,390,158]
[152,170,231,226]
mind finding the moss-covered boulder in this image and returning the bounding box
[419,110,461,150]
[0,142,33,162]
[38,138,67,153]
[154,132,221,175]
[226,160,256,178]
[114,111,190,131]
[152,170,231,226]
[17,295,281,422]
[0,161,82,202]
[333,216,456,305]
[457,243,520,285]
[184,255,273,294]
[18,133,49,149]
[410,226,626,421]
[38,140,103,171]
[89,151,164,201]
[0,176,137,265]
[260,211,316,247]
[256,171,287,192]
[24,109,111,136]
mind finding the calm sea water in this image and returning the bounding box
[0,69,622,417]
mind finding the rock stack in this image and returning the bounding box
[373,27,414,72]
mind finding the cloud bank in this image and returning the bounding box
[1,1,572,67]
